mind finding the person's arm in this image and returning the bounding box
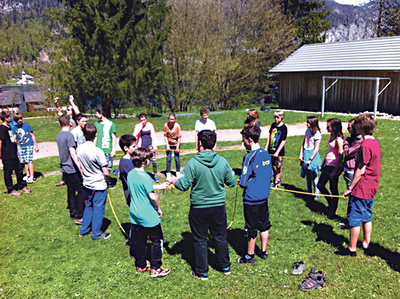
[69,147,83,174]
[102,166,110,185]
[331,137,344,177]
[343,163,366,197]
[163,124,170,151]
[30,132,39,152]
[274,140,286,157]
[53,97,63,116]
[307,139,320,165]
[149,192,162,217]
[69,95,80,114]
[110,133,116,157]
[299,137,305,161]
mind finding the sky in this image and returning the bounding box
[334,0,369,5]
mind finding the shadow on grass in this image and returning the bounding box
[165,231,239,272]
[302,221,400,273]
[282,183,347,223]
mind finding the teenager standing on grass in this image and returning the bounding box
[266,110,287,188]
[71,113,88,147]
[195,107,216,151]
[133,113,159,182]
[127,147,170,277]
[299,116,322,200]
[78,124,111,240]
[13,113,39,183]
[163,113,182,180]
[0,110,31,196]
[237,126,273,264]
[170,130,236,280]
[241,109,261,150]
[335,113,380,256]
[56,114,86,225]
[317,118,344,217]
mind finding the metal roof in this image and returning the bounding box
[0,91,22,105]
[269,36,400,73]
[23,92,46,103]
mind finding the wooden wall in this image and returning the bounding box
[278,71,400,115]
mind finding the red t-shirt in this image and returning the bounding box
[351,138,381,200]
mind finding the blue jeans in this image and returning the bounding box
[189,205,231,276]
[105,154,114,170]
[306,170,320,196]
[166,146,180,173]
[343,168,354,187]
[79,188,108,239]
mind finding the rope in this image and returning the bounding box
[227,185,239,229]
[271,186,344,198]
[107,193,128,237]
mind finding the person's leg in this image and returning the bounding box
[328,174,339,214]
[80,188,94,236]
[258,201,271,253]
[91,189,108,239]
[189,206,209,276]
[151,151,158,175]
[305,170,312,193]
[349,226,360,251]
[28,162,34,178]
[362,221,372,249]
[275,163,283,183]
[311,171,320,197]
[63,173,77,218]
[131,224,148,268]
[24,163,30,177]
[209,206,230,269]
[69,172,87,220]
[317,171,330,204]
[174,147,181,172]
[260,230,269,252]
[3,159,14,193]
[148,224,164,269]
[14,159,26,190]
[166,149,172,173]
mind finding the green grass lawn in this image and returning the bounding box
[1,115,399,298]
[26,108,357,143]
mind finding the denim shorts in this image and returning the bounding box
[347,195,374,227]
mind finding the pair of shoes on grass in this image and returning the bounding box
[191,270,208,280]
[237,251,268,264]
[137,266,170,277]
[334,248,357,256]
[299,267,326,291]
[80,232,111,239]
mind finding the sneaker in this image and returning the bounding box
[136,266,151,273]
[334,248,357,256]
[75,218,83,225]
[314,195,320,200]
[190,270,208,280]
[236,254,255,263]
[108,184,116,189]
[154,176,160,183]
[222,267,231,275]
[26,176,36,183]
[292,261,305,274]
[9,190,21,196]
[176,172,181,179]
[98,232,111,240]
[275,180,281,187]
[150,267,170,277]
[299,267,326,292]
[166,172,171,181]
[56,180,66,187]
[21,187,31,194]
[258,251,269,260]
[23,175,29,181]
[337,223,349,230]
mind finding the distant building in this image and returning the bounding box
[17,71,35,85]
[0,85,46,112]
[269,36,400,115]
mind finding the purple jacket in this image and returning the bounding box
[343,135,363,171]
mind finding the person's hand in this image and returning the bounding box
[53,97,59,104]
[169,177,179,184]
[69,95,74,103]
[299,155,303,161]
[175,148,180,153]
[110,150,116,158]
[273,153,279,158]
[343,188,352,198]
[158,208,163,217]
[166,145,170,151]
[34,145,39,152]
[306,160,311,165]
[160,182,170,190]
[153,146,158,152]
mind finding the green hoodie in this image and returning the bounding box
[174,151,236,208]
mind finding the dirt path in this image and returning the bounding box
[0,122,332,171]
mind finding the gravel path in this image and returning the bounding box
[0,122,332,170]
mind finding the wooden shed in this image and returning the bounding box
[269,36,400,115]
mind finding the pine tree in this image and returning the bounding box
[280,0,331,45]
[48,0,169,115]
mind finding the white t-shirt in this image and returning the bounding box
[303,128,321,151]
[77,142,108,190]
[195,119,216,132]
[71,126,86,147]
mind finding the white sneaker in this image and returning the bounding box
[23,175,29,181]
[176,172,181,179]
[27,176,36,183]
[166,172,171,181]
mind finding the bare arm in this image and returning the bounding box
[30,132,39,152]
[149,192,162,217]
[102,166,110,185]
[110,133,116,157]
[343,163,366,197]
[69,95,80,114]
[299,137,305,160]
[273,140,286,157]
[307,139,320,164]
[69,147,82,174]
